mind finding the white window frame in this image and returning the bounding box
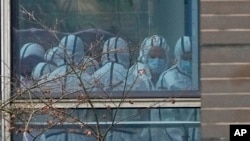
[1,0,11,141]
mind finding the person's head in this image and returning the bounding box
[32,62,57,81]
[58,34,85,65]
[101,37,130,68]
[44,47,65,67]
[174,36,192,75]
[147,46,167,76]
[138,35,169,76]
[20,43,45,77]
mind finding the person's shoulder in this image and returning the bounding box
[161,65,178,77]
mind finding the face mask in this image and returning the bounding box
[180,59,192,75]
[147,58,166,75]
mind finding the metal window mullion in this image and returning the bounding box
[191,0,199,91]
[1,0,11,141]
[13,98,201,108]
[15,121,201,128]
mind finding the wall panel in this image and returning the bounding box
[201,31,250,44]
[200,0,250,140]
[201,15,250,29]
[201,1,250,14]
[201,46,250,63]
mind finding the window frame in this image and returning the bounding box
[11,0,201,99]
[1,1,201,141]
[1,0,11,141]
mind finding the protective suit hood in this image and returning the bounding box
[44,47,65,67]
[58,34,85,65]
[174,36,192,74]
[138,35,169,69]
[101,37,130,68]
[20,43,45,59]
[174,36,192,61]
[20,43,45,77]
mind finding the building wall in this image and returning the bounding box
[201,0,250,140]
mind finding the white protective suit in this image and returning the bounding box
[79,56,100,75]
[156,36,192,90]
[32,62,57,81]
[38,65,93,93]
[20,43,45,87]
[126,62,153,91]
[92,37,146,141]
[40,37,95,93]
[20,42,45,77]
[44,46,66,67]
[58,34,85,66]
[128,35,169,90]
[152,36,200,141]
[92,37,131,91]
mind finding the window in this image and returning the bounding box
[1,0,200,141]
[11,0,199,98]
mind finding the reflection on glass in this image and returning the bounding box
[12,108,200,141]
[12,0,199,94]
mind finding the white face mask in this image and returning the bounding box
[180,59,192,75]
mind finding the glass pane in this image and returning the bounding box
[12,108,200,141]
[11,0,200,98]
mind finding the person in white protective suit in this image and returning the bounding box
[149,36,200,141]
[39,35,97,93]
[19,42,45,87]
[156,36,192,90]
[91,37,146,141]
[57,34,85,66]
[127,35,169,91]
[92,37,131,91]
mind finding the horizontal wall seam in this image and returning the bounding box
[202,122,250,126]
[201,62,250,65]
[201,0,250,2]
[202,14,250,16]
[202,107,250,110]
[202,29,250,32]
[202,92,250,95]
[201,77,250,80]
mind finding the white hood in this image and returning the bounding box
[101,37,130,68]
[137,35,170,68]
